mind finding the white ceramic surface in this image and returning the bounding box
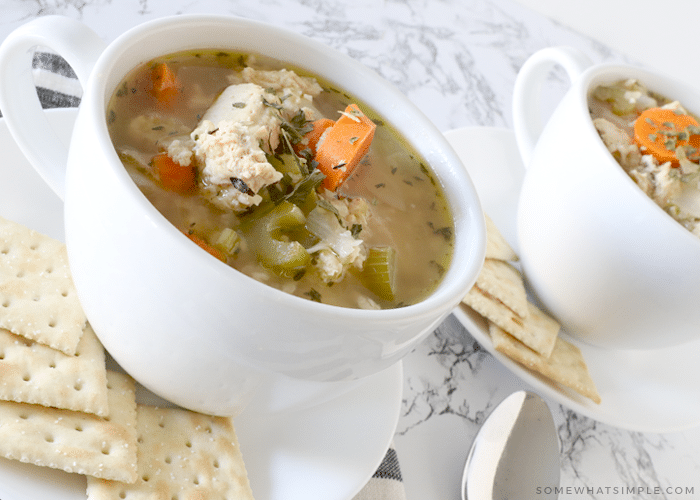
[445,126,700,433]
[512,46,700,351]
[0,15,485,416]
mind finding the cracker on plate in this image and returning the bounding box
[484,214,518,261]
[0,216,87,355]
[0,322,109,416]
[86,405,255,500]
[489,322,601,404]
[0,370,138,483]
[475,258,529,318]
[463,286,559,358]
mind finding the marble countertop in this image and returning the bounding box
[1,1,699,499]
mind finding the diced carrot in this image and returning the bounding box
[182,231,227,262]
[150,153,196,193]
[150,63,181,106]
[633,107,700,165]
[294,118,335,155]
[314,104,376,191]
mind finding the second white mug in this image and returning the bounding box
[513,46,700,351]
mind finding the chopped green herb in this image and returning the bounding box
[283,169,325,207]
[430,260,446,277]
[115,82,129,98]
[305,289,322,302]
[428,222,453,242]
[262,97,282,111]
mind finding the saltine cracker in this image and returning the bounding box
[87,405,255,500]
[0,370,138,483]
[484,214,518,261]
[0,216,86,355]
[463,286,559,358]
[475,258,529,318]
[0,323,109,416]
[489,322,601,404]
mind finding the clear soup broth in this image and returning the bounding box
[107,50,454,309]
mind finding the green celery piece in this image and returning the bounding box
[361,246,396,301]
[246,201,311,278]
[269,153,302,177]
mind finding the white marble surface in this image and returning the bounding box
[1,1,699,500]
[512,0,700,91]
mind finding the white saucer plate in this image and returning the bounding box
[445,126,700,433]
[0,108,403,500]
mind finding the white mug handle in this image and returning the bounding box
[0,16,106,200]
[512,46,593,168]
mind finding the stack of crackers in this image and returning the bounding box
[0,216,255,499]
[463,215,601,404]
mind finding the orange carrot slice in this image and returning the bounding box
[150,63,181,105]
[294,118,335,155]
[633,107,700,165]
[182,231,227,262]
[151,153,196,193]
[314,104,376,191]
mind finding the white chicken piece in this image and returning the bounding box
[592,118,642,172]
[238,67,324,122]
[305,206,368,284]
[189,83,285,211]
[195,83,284,153]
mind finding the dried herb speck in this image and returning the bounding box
[305,289,322,302]
[230,177,254,196]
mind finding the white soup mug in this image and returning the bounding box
[513,46,700,351]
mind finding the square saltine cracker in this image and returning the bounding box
[0,370,138,482]
[0,216,86,355]
[87,405,255,500]
[0,322,109,416]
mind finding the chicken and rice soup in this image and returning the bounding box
[589,79,700,237]
[107,50,455,309]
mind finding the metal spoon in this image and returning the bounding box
[462,391,560,500]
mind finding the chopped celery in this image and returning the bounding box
[244,201,311,278]
[361,246,396,301]
[592,84,636,116]
[213,227,241,256]
[269,153,302,177]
